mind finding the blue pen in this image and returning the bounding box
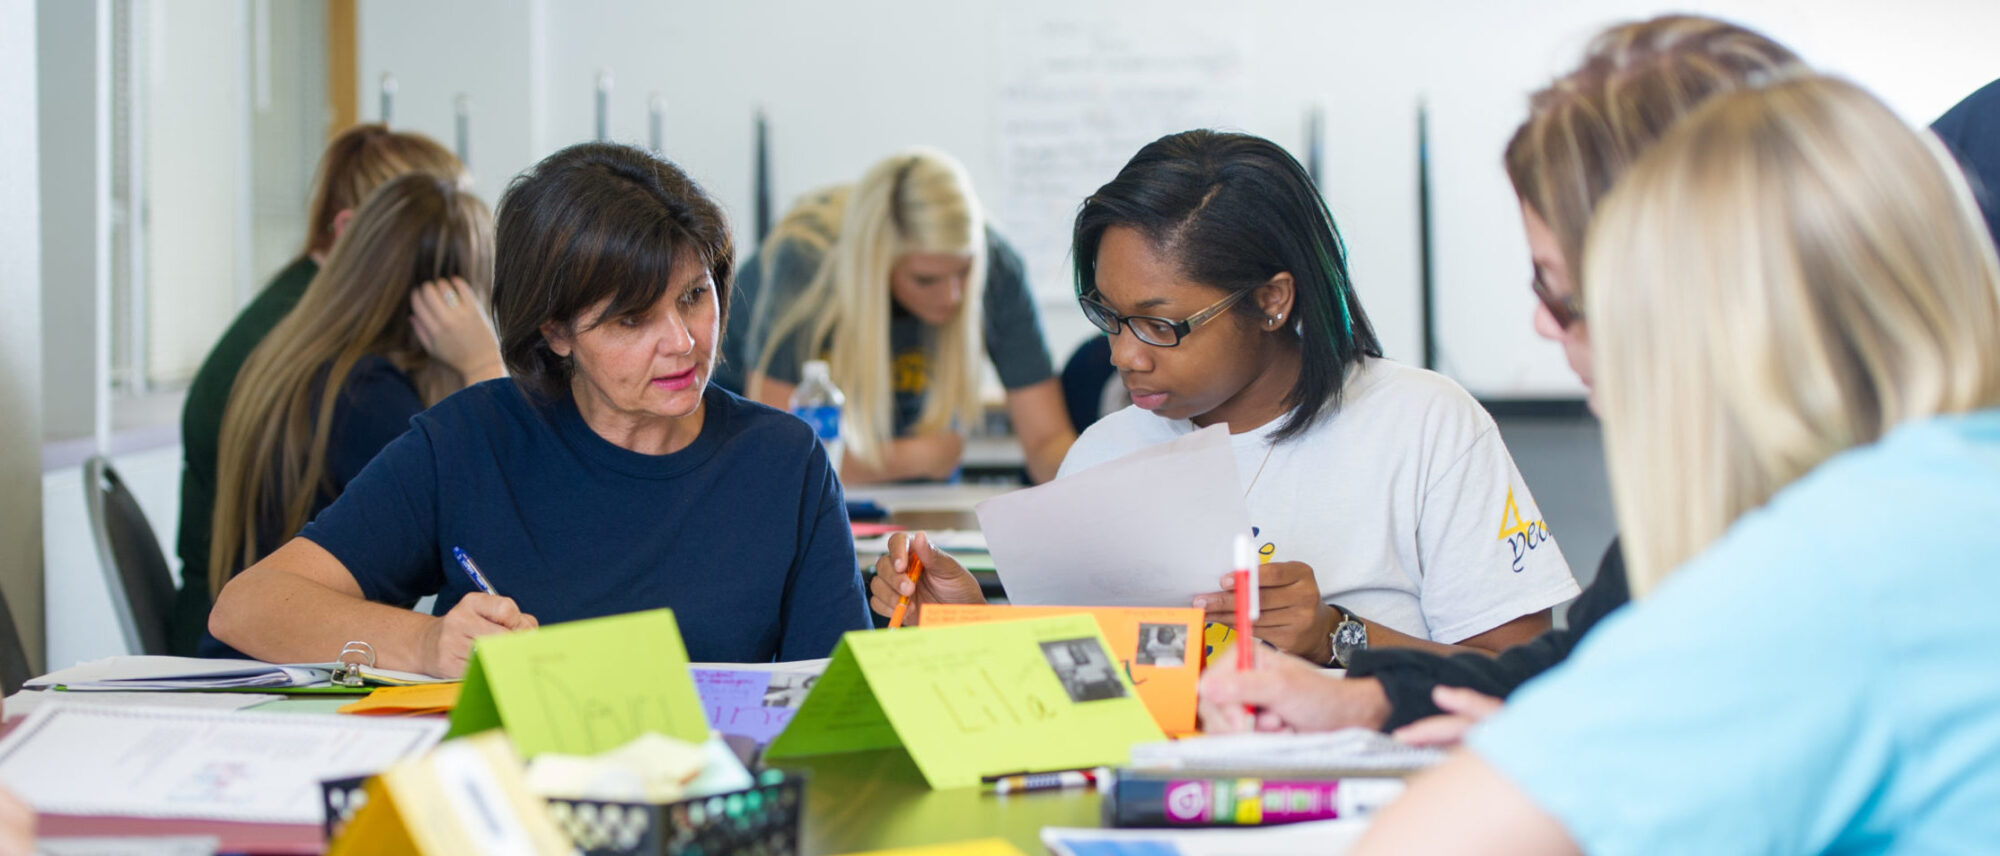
[451,546,499,595]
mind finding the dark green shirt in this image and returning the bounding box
[170,256,317,654]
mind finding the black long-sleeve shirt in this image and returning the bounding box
[1345,539,1629,730]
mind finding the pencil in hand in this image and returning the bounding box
[888,537,927,629]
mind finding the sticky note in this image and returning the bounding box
[446,609,708,755]
[340,683,463,716]
[922,605,1202,735]
[765,614,1164,788]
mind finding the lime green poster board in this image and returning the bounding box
[766,614,1164,788]
[446,608,708,756]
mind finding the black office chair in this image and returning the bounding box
[83,454,177,655]
[0,583,31,696]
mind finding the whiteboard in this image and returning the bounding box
[359,0,2000,398]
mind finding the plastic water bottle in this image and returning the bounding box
[790,360,846,466]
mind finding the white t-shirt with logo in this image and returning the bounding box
[1057,358,1581,643]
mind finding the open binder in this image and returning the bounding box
[24,655,451,693]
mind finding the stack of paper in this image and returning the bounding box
[3,690,282,721]
[0,704,446,824]
[27,656,450,692]
[1128,729,1445,775]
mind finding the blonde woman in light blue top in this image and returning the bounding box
[1355,77,2000,855]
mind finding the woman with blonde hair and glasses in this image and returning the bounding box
[1355,76,2000,853]
[197,172,501,657]
[1201,15,1806,741]
[746,149,1076,484]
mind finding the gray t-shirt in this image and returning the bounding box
[744,218,1056,435]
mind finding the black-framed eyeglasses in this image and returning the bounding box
[1078,288,1253,347]
[1531,270,1585,330]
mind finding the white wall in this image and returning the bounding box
[41,447,181,672]
[249,0,328,287]
[1415,0,2000,395]
[356,0,546,207]
[144,0,251,383]
[37,0,103,443]
[4,0,48,671]
[353,0,2000,399]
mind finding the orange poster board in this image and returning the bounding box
[921,604,1202,735]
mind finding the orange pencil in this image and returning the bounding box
[888,542,926,629]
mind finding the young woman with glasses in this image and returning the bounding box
[1198,16,1809,742]
[872,129,1579,664]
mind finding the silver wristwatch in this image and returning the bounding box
[1327,603,1368,668]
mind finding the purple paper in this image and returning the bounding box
[693,668,815,744]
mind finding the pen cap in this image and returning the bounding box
[1232,533,1254,571]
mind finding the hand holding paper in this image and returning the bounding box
[976,426,1252,608]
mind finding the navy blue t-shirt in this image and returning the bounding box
[199,355,425,659]
[297,380,868,662]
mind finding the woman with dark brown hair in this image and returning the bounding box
[210,143,869,674]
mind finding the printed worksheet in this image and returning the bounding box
[0,703,445,823]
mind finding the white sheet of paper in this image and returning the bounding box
[1128,728,1446,774]
[1042,818,1371,856]
[845,482,1018,513]
[3,690,282,721]
[0,703,446,823]
[976,424,1252,607]
[853,529,987,554]
[35,837,220,856]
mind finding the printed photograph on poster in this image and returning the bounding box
[1135,623,1186,667]
[762,673,817,709]
[1041,638,1127,702]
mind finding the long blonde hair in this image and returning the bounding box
[1586,76,2000,595]
[753,149,987,465]
[1506,15,1807,297]
[212,173,494,593]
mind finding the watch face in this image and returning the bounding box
[1333,620,1368,663]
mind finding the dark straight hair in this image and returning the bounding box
[493,142,735,401]
[1073,129,1382,441]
